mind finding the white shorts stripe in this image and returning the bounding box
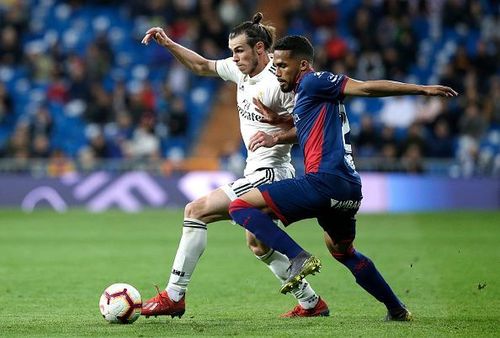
[220,166,295,201]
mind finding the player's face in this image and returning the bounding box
[228,34,259,76]
[273,50,302,93]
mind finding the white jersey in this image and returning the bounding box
[216,57,295,175]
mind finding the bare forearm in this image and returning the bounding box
[345,78,458,97]
[356,80,424,97]
[163,41,214,76]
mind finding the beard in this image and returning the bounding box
[279,81,293,93]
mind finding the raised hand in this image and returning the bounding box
[141,27,171,46]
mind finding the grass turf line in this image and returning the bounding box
[0,210,499,337]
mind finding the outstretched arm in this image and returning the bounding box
[142,27,217,77]
[344,78,458,97]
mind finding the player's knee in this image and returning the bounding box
[184,198,206,220]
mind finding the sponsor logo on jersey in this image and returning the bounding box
[238,98,263,122]
[330,198,361,209]
[238,106,263,122]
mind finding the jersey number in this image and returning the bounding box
[339,104,356,170]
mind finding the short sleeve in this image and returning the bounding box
[215,57,240,83]
[302,72,348,101]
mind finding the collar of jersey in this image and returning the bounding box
[244,59,274,85]
[294,69,315,92]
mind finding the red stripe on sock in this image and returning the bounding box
[228,198,254,214]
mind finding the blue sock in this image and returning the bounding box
[229,199,303,259]
[340,251,404,311]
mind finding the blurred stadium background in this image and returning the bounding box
[0,0,498,212]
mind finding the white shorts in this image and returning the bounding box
[221,166,295,201]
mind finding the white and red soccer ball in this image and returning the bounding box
[99,283,142,324]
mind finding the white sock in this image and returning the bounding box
[166,218,207,302]
[257,249,319,309]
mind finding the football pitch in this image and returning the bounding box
[1,210,499,337]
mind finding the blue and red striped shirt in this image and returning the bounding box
[293,71,361,185]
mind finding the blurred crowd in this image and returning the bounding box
[0,0,253,174]
[0,0,498,177]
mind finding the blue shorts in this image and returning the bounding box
[258,173,362,243]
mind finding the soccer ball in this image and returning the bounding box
[99,283,142,324]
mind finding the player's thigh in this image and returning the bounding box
[257,176,330,226]
[184,188,231,222]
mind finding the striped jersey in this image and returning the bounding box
[216,58,295,175]
[293,71,361,185]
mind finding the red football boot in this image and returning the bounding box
[280,297,330,318]
[141,287,185,318]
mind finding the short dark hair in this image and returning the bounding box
[229,12,276,50]
[274,35,314,62]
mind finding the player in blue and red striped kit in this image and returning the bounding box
[229,35,458,321]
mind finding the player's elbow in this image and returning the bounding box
[192,61,212,76]
[356,82,379,96]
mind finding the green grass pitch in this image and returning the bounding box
[1,210,499,337]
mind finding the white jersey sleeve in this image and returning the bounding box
[215,57,240,83]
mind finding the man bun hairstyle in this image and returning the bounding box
[229,12,276,50]
[274,35,314,62]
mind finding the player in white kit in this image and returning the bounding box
[140,13,329,318]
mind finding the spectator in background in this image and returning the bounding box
[124,114,160,160]
[29,105,52,138]
[400,122,427,158]
[85,84,112,125]
[86,126,111,159]
[0,25,22,65]
[428,119,455,158]
[377,125,400,171]
[379,96,418,129]
[401,143,425,173]
[488,76,500,126]
[0,0,29,34]
[459,102,488,141]
[354,115,378,157]
[30,134,50,158]
[0,83,13,124]
[105,111,134,158]
[66,55,90,101]
[111,80,130,116]
[6,122,30,159]
[166,96,188,137]
[47,66,69,104]
[25,42,54,83]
